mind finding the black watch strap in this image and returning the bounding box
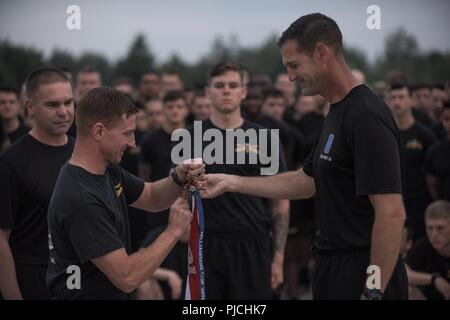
[170,167,184,186]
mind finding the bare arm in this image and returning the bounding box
[405,264,434,286]
[132,164,204,212]
[0,229,23,299]
[202,167,315,200]
[368,193,406,293]
[427,174,439,201]
[92,198,191,293]
[271,199,290,289]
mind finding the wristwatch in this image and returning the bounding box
[363,287,383,300]
[170,167,184,186]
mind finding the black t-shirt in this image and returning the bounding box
[47,163,145,299]
[120,129,146,177]
[425,140,450,200]
[140,128,173,181]
[400,122,436,201]
[137,128,173,229]
[412,107,434,130]
[183,119,287,235]
[251,115,292,160]
[7,123,30,143]
[0,134,74,266]
[405,237,450,300]
[303,85,402,250]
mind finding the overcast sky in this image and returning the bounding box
[1,0,449,64]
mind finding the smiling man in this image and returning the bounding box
[47,87,203,299]
[0,67,75,299]
[203,13,408,300]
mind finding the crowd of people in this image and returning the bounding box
[0,13,449,300]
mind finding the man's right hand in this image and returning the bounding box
[167,198,193,238]
[200,173,236,198]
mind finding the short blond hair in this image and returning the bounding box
[425,200,450,220]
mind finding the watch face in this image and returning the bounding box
[367,289,383,300]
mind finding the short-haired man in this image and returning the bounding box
[182,62,289,299]
[0,68,75,299]
[138,71,161,103]
[47,87,203,299]
[405,200,450,300]
[75,66,102,102]
[387,83,436,240]
[425,101,450,201]
[203,14,408,300]
[0,85,30,143]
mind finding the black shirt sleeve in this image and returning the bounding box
[120,166,145,205]
[302,147,316,177]
[351,113,402,196]
[0,161,20,228]
[64,204,125,263]
[405,237,428,271]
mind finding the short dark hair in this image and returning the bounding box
[0,85,19,98]
[141,70,160,79]
[163,90,185,104]
[389,83,412,96]
[278,13,343,55]
[208,62,244,85]
[263,87,284,101]
[413,83,432,92]
[25,67,70,98]
[76,87,138,135]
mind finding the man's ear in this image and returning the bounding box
[314,42,329,65]
[92,123,105,141]
[241,84,248,100]
[25,99,34,117]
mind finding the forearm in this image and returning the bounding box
[152,267,177,281]
[230,168,314,200]
[405,265,433,286]
[145,178,182,212]
[124,229,180,291]
[0,242,23,299]
[272,199,290,257]
[370,210,405,292]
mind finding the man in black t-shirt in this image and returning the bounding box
[175,62,289,299]
[47,87,203,299]
[0,68,75,299]
[203,14,408,300]
[425,102,450,201]
[0,85,30,143]
[405,200,450,300]
[387,84,436,240]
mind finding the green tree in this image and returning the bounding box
[113,34,155,85]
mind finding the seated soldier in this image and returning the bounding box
[405,200,450,300]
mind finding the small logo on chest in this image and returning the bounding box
[114,182,123,197]
[406,139,423,151]
[320,134,335,162]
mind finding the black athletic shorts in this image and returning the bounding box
[312,249,408,300]
[204,231,272,300]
